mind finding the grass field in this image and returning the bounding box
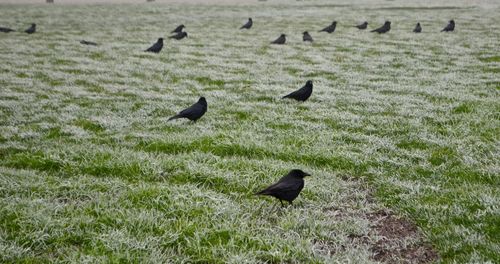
[0,0,499,263]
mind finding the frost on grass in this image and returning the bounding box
[0,0,499,263]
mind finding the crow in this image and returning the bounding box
[168,97,207,122]
[282,80,313,102]
[25,23,36,34]
[255,169,311,206]
[145,38,164,53]
[169,31,188,40]
[303,31,313,42]
[171,24,185,34]
[413,22,422,33]
[80,40,98,46]
[240,18,253,29]
[0,27,15,33]
[319,21,337,33]
[271,34,286,44]
[355,21,368,29]
[371,21,391,33]
[441,20,455,32]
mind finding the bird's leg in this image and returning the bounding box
[279,199,284,207]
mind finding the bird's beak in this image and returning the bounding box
[304,172,311,177]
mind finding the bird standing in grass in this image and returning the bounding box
[145,38,163,53]
[0,27,15,33]
[355,21,368,30]
[80,40,98,46]
[271,34,286,44]
[169,31,188,40]
[240,18,253,29]
[303,31,313,42]
[25,23,36,34]
[282,80,313,102]
[441,20,455,32]
[413,22,422,33]
[255,169,311,207]
[168,97,207,122]
[371,21,391,33]
[171,24,185,34]
[319,21,337,33]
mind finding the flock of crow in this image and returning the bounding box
[0,16,456,207]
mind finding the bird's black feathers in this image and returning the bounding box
[240,18,253,29]
[169,32,188,40]
[171,24,185,34]
[303,31,313,42]
[413,23,422,33]
[255,169,311,206]
[25,24,36,34]
[145,38,164,53]
[282,80,313,102]
[371,21,391,33]
[0,27,15,33]
[441,20,455,32]
[319,21,337,33]
[80,40,98,46]
[355,22,368,30]
[168,97,208,122]
[271,34,286,44]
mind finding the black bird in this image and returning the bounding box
[355,21,368,30]
[413,22,422,33]
[282,80,313,102]
[271,34,286,44]
[80,40,98,46]
[25,23,36,34]
[441,20,455,32]
[371,21,391,33]
[240,18,253,29]
[255,169,311,206]
[0,27,15,33]
[171,24,185,34]
[145,38,164,53]
[169,31,188,40]
[303,31,313,42]
[319,21,337,33]
[168,97,207,122]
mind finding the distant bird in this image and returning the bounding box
[355,21,368,30]
[240,18,253,29]
[441,20,455,32]
[371,21,391,33]
[168,97,207,122]
[413,22,422,33]
[319,21,337,33]
[25,23,36,34]
[302,31,313,42]
[271,34,286,44]
[0,27,15,33]
[169,31,188,40]
[145,38,164,53]
[80,40,98,46]
[171,24,185,34]
[255,169,311,206]
[282,80,313,102]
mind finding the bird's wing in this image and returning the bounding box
[178,102,202,116]
[283,86,306,99]
[257,180,303,195]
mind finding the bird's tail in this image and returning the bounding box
[167,115,180,121]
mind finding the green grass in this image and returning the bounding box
[0,0,499,263]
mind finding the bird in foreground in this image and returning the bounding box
[371,21,391,33]
[240,18,253,29]
[303,31,313,42]
[319,21,337,33]
[145,38,163,53]
[171,24,185,34]
[355,21,368,30]
[169,31,188,40]
[0,27,15,33]
[271,34,286,44]
[282,80,313,102]
[80,40,98,46]
[255,169,311,207]
[413,22,422,33]
[441,20,455,32]
[168,97,207,122]
[25,23,36,34]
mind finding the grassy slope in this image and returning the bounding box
[0,1,499,263]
